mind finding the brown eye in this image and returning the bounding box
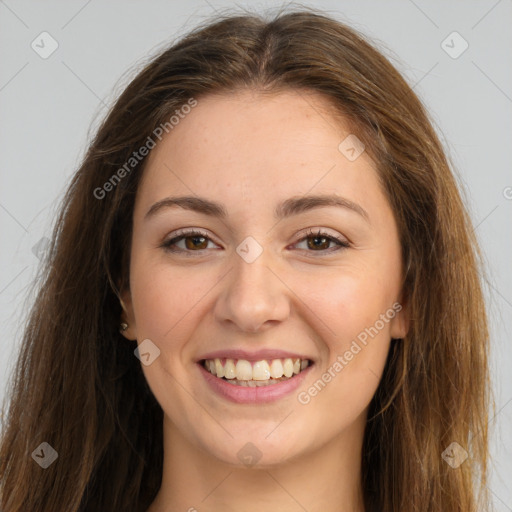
[183,235,208,250]
[295,228,350,254]
[306,234,331,251]
[160,230,215,254]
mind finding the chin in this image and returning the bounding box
[198,427,307,469]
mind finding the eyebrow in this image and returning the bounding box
[144,193,370,223]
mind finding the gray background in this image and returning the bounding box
[1,0,511,508]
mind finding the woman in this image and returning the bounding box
[0,6,493,512]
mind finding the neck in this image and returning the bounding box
[148,411,368,512]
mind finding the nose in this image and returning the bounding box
[214,247,290,333]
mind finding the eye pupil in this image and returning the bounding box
[307,235,329,250]
[185,235,207,250]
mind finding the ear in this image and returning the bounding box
[119,286,138,341]
[389,291,410,340]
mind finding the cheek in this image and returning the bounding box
[130,257,212,341]
[301,270,395,347]
[305,301,392,427]
[300,269,395,409]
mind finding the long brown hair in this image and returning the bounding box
[0,5,494,511]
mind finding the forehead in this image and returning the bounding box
[153,88,354,157]
[135,89,381,218]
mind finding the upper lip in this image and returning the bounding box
[197,349,314,363]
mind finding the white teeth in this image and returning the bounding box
[204,357,311,381]
[252,360,271,380]
[224,358,236,379]
[283,358,294,378]
[269,359,284,378]
[235,359,253,380]
[224,378,283,387]
[214,359,225,378]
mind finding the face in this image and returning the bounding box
[120,89,408,467]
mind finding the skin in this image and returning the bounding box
[120,89,409,512]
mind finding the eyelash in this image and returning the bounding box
[159,228,350,256]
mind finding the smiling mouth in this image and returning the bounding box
[201,357,313,387]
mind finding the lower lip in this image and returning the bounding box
[197,362,314,404]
